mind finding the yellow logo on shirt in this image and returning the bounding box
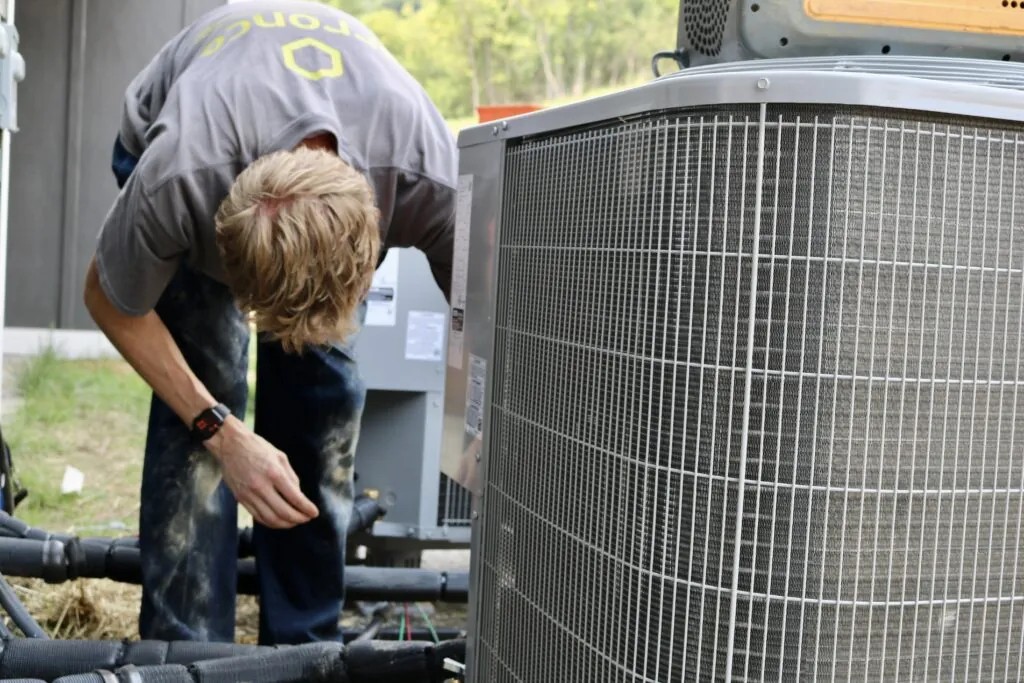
[281,37,344,81]
[195,10,389,81]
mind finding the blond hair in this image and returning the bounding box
[214,146,380,353]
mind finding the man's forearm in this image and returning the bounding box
[83,257,216,427]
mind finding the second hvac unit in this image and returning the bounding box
[443,59,1024,681]
[348,247,472,566]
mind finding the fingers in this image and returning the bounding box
[269,450,314,517]
[244,495,287,530]
[265,487,315,528]
[242,472,318,529]
[222,440,319,529]
[278,475,320,519]
[266,456,318,521]
[285,462,301,489]
[244,487,309,529]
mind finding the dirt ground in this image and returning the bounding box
[0,350,469,642]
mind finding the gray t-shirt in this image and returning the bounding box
[96,0,456,316]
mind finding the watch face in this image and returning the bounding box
[194,413,221,434]
[193,404,228,440]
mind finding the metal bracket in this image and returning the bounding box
[0,22,23,132]
[443,657,466,680]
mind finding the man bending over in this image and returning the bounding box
[83,0,455,645]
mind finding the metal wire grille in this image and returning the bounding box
[438,473,474,527]
[476,103,1024,681]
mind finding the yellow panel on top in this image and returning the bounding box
[804,0,1024,36]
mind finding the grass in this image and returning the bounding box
[6,335,260,535]
[4,347,152,535]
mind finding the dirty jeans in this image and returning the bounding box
[111,136,367,645]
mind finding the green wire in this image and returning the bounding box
[415,602,441,644]
[398,607,405,641]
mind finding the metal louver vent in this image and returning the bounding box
[473,94,1024,681]
[438,473,474,527]
[682,0,732,57]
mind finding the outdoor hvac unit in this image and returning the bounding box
[677,0,1024,65]
[348,246,472,566]
[441,45,1024,683]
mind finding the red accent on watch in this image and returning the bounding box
[190,402,231,443]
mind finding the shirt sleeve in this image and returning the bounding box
[387,170,456,303]
[94,151,193,317]
[118,27,184,157]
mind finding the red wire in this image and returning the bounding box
[404,602,412,640]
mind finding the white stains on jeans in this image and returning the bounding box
[148,446,227,640]
[319,420,360,538]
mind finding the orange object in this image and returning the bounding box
[476,104,542,123]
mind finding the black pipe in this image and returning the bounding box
[182,641,341,682]
[0,496,384,559]
[344,627,464,643]
[0,637,272,681]
[345,638,466,683]
[0,606,15,641]
[0,636,466,683]
[0,575,45,639]
[352,615,385,644]
[0,537,469,603]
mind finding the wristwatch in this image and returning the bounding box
[190,402,231,443]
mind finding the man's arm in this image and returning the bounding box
[388,170,456,302]
[84,256,218,428]
[88,148,318,529]
[83,256,317,529]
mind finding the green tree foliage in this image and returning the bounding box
[318,0,679,119]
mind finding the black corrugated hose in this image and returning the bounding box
[0,536,468,604]
[0,507,468,681]
[0,572,466,682]
[0,636,466,682]
[0,497,386,558]
[0,510,469,604]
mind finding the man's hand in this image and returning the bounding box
[83,258,319,531]
[207,416,319,529]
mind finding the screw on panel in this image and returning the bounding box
[756,77,770,90]
[471,511,479,519]
[501,120,508,130]
[491,125,499,135]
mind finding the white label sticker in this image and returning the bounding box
[447,174,473,370]
[365,249,400,327]
[404,310,447,362]
[465,354,486,438]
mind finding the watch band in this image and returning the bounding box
[190,402,231,443]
